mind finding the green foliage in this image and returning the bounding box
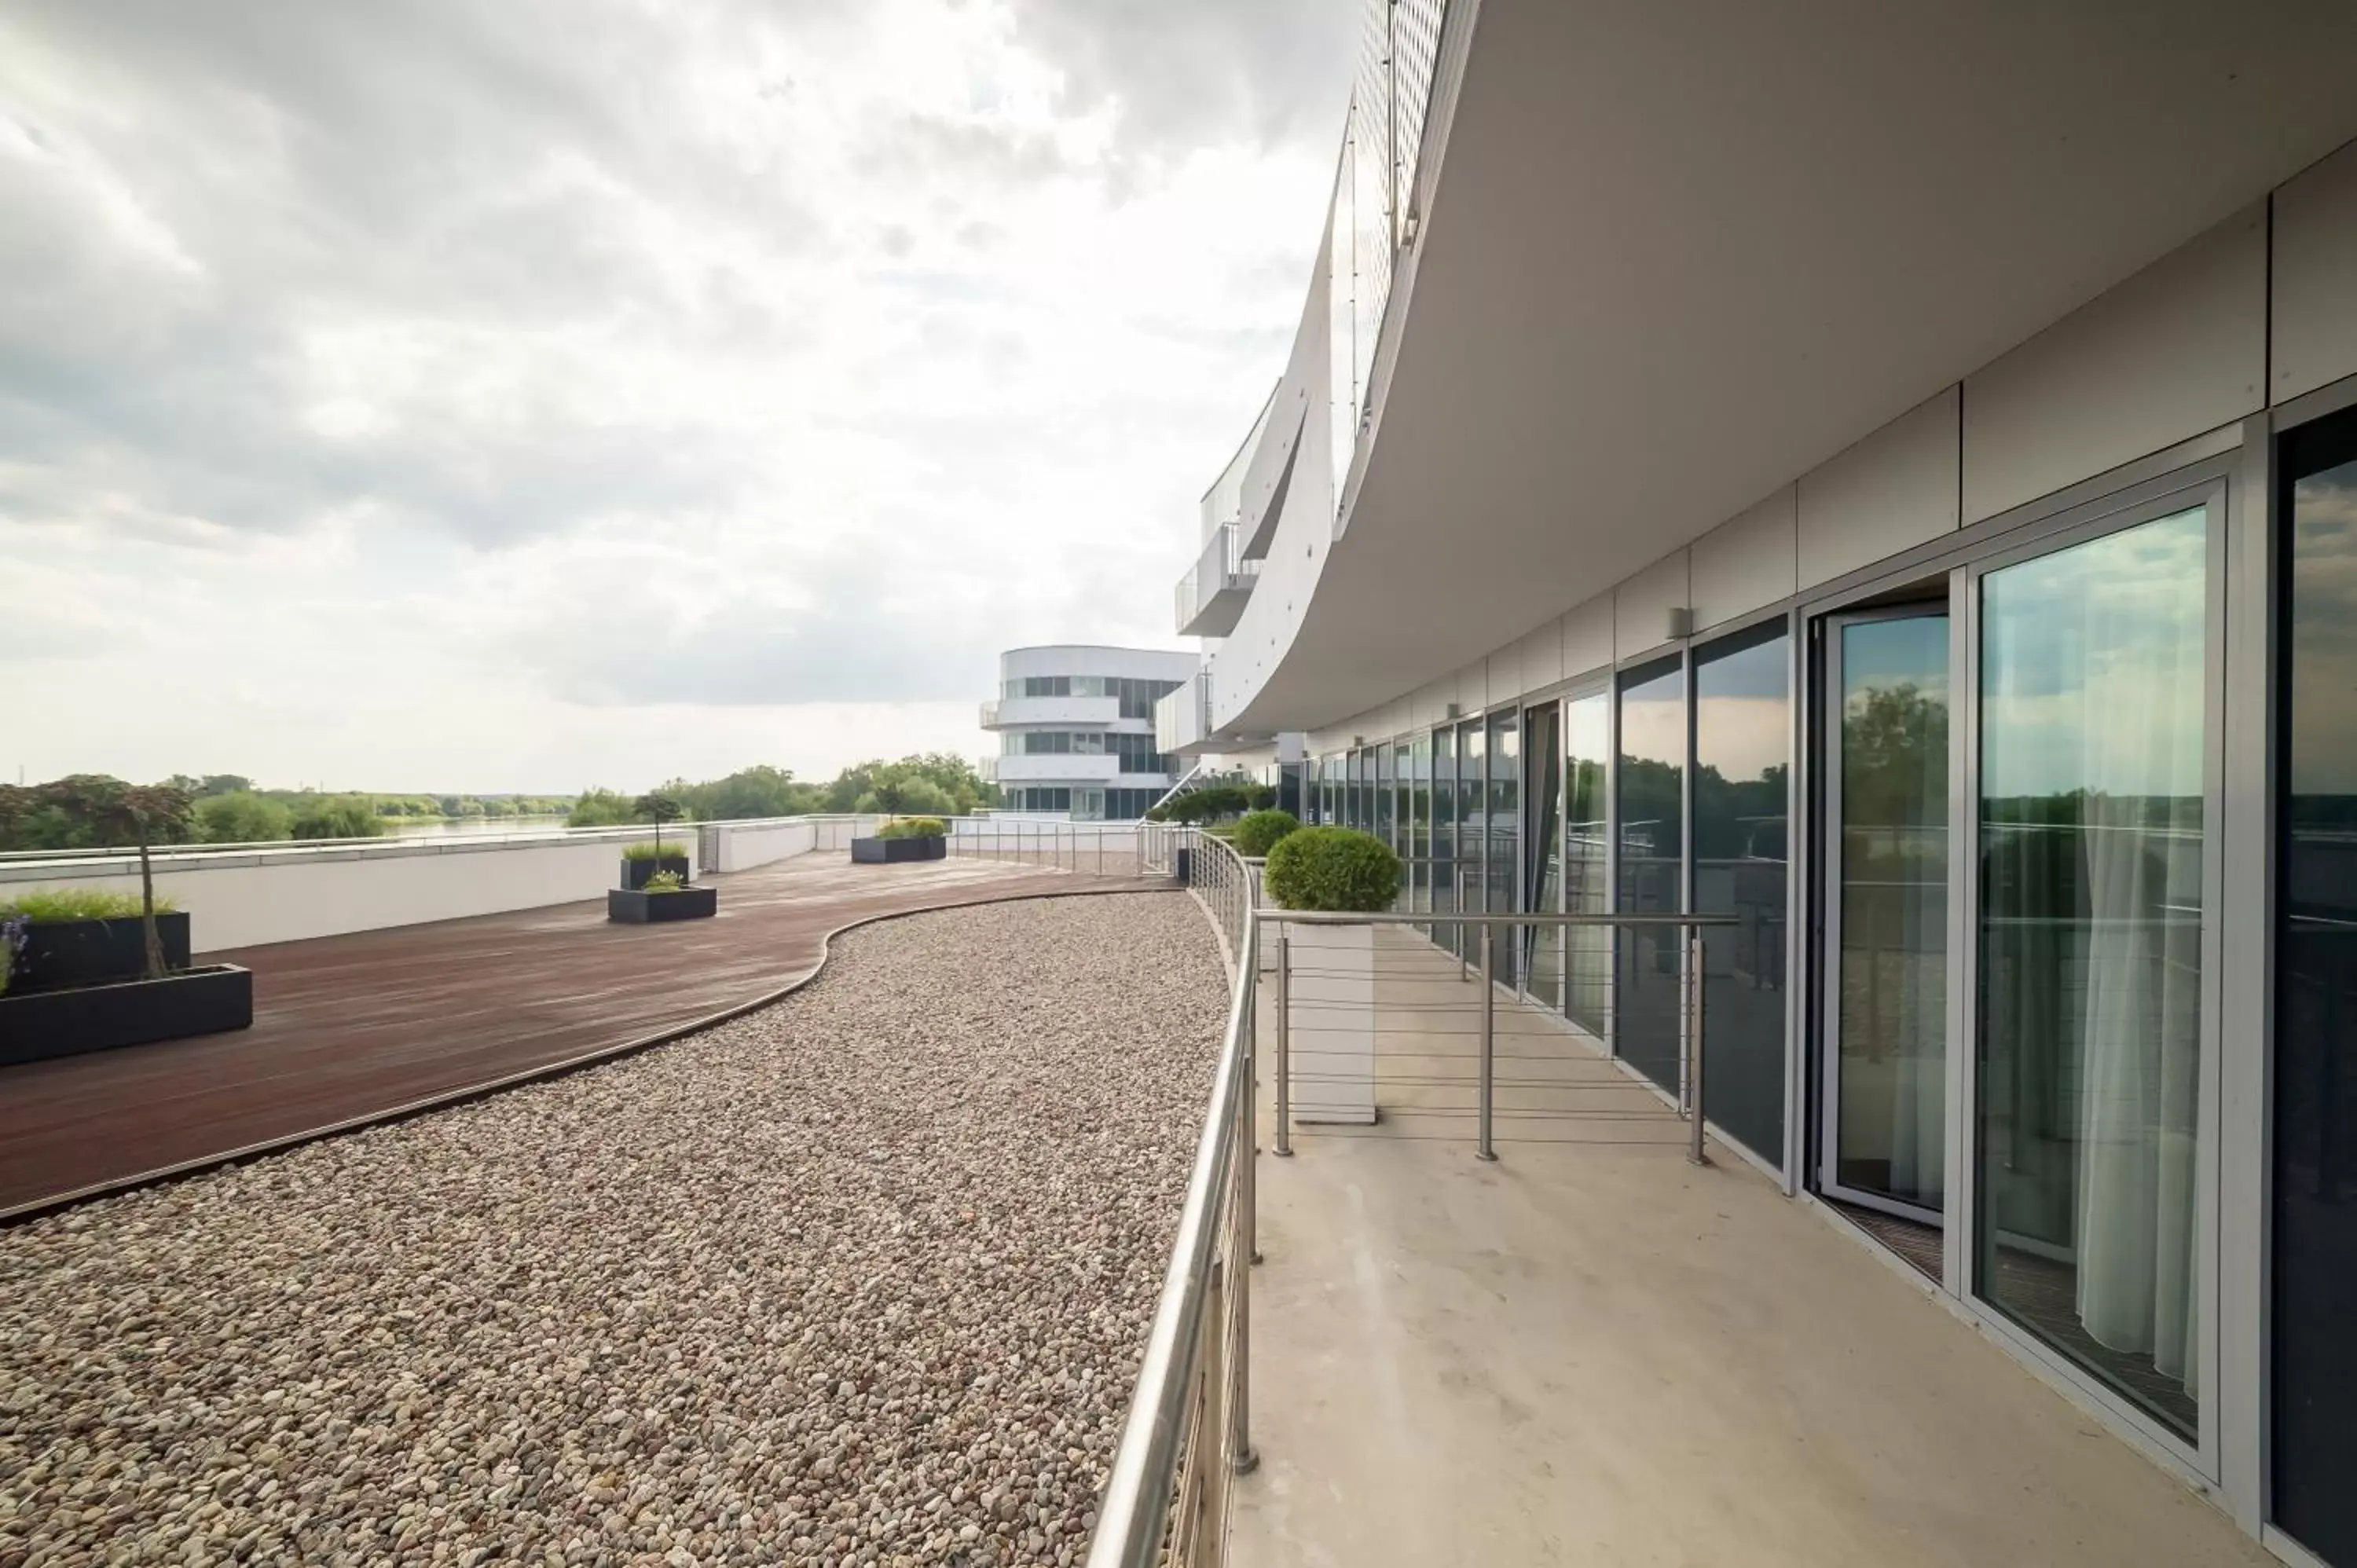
[632,791,684,825]
[196,791,294,844]
[288,797,385,840]
[662,765,825,822]
[642,869,686,892]
[874,817,948,840]
[1231,809,1300,858]
[1245,783,1277,811]
[622,841,688,862]
[1262,826,1402,913]
[0,888,178,922]
[827,754,987,817]
[1158,782,1250,824]
[566,788,639,828]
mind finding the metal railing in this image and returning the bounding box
[1089,829,1259,1568]
[1090,860,1735,1566]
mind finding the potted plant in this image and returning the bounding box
[0,777,254,1065]
[607,865,718,923]
[1263,826,1401,1126]
[851,815,948,863]
[620,840,691,889]
[607,795,717,923]
[1231,810,1300,974]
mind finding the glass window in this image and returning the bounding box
[1977,504,2209,1440]
[1432,727,1458,952]
[1695,622,1789,1167]
[1392,740,1412,857]
[1487,711,1520,983]
[1829,610,1950,1215]
[1618,658,1685,1090]
[1410,731,1431,866]
[1457,719,1486,962]
[1523,703,1562,1007]
[1565,691,1612,1039]
[1376,742,1395,848]
[2277,412,2357,1560]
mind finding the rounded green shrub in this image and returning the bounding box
[1261,826,1402,913]
[1231,809,1300,858]
[874,816,948,841]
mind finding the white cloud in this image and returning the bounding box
[0,0,1354,791]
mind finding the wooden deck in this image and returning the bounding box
[0,854,1163,1217]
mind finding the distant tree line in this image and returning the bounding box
[1,754,1003,852]
[566,755,995,828]
[0,772,577,849]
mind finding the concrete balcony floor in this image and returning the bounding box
[1231,927,2262,1568]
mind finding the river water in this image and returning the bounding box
[383,815,572,839]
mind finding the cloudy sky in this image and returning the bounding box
[0,0,1352,793]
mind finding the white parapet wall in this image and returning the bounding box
[0,818,883,954]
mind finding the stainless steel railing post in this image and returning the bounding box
[1457,867,1469,983]
[1478,921,1498,1162]
[1686,923,1710,1167]
[1274,930,1292,1158]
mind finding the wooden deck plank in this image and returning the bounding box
[0,854,1161,1214]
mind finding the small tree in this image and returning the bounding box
[632,791,685,863]
[36,776,193,978]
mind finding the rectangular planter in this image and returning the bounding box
[0,964,254,1066]
[850,836,947,863]
[607,885,719,923]
[1288,921,1378,1125]
[619,855,691,890]
[9,912,192,991]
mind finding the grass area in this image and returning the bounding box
[0,888,178,923]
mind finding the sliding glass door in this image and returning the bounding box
[1564,691,1612,1041]
[2276,407,2357,1563]
[1618,658,1685,1090]
[1822,607,1949,1218]
[1523,702,1562,1006]
[1974,500,2212,1444]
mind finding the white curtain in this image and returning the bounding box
[2066,514,2206,1398]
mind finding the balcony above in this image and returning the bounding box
[987,752,1123,784]
[980,695,1121,731]
[1175,522,1259,638]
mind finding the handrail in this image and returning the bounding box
[1090,829,1257,1566]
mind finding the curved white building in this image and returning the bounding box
[981,645,1195,819]
[1161,1,2357,1562]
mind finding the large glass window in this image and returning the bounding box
[1487,711,1520,984]
[1976,504,2209,1440]
[1618,658,1685,1090]
[1827,610,1950,1216]
[1376,742,1395,848]
[1524,702,1563,1009]
[2277,408,2357,1563]
[1432,727,1458,953]
[1565,691,1612,1040]
[1457,720,1484,959]
[1695,622,1789,1168]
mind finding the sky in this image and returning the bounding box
[0,0,1354,794]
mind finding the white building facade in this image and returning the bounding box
[981,645,1195,821]
[1160,2,2357,1563]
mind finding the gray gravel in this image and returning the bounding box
[0,892,1224,1568]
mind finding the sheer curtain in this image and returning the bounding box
[1981,504,2206,1421]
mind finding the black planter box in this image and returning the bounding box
[851,836,947,863]
[10,912,192,991]
[0,964,253,1066]
[619,855,691,890]
[608,885,719,923]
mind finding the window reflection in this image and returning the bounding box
[1695,625,1788,1167]
[1565,692,1612,1040]
[1977,505,2208,1439]
[1618,658,1685,1088]
[2275,415,2357,1559]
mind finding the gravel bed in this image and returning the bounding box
[0,892,1226,1568]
